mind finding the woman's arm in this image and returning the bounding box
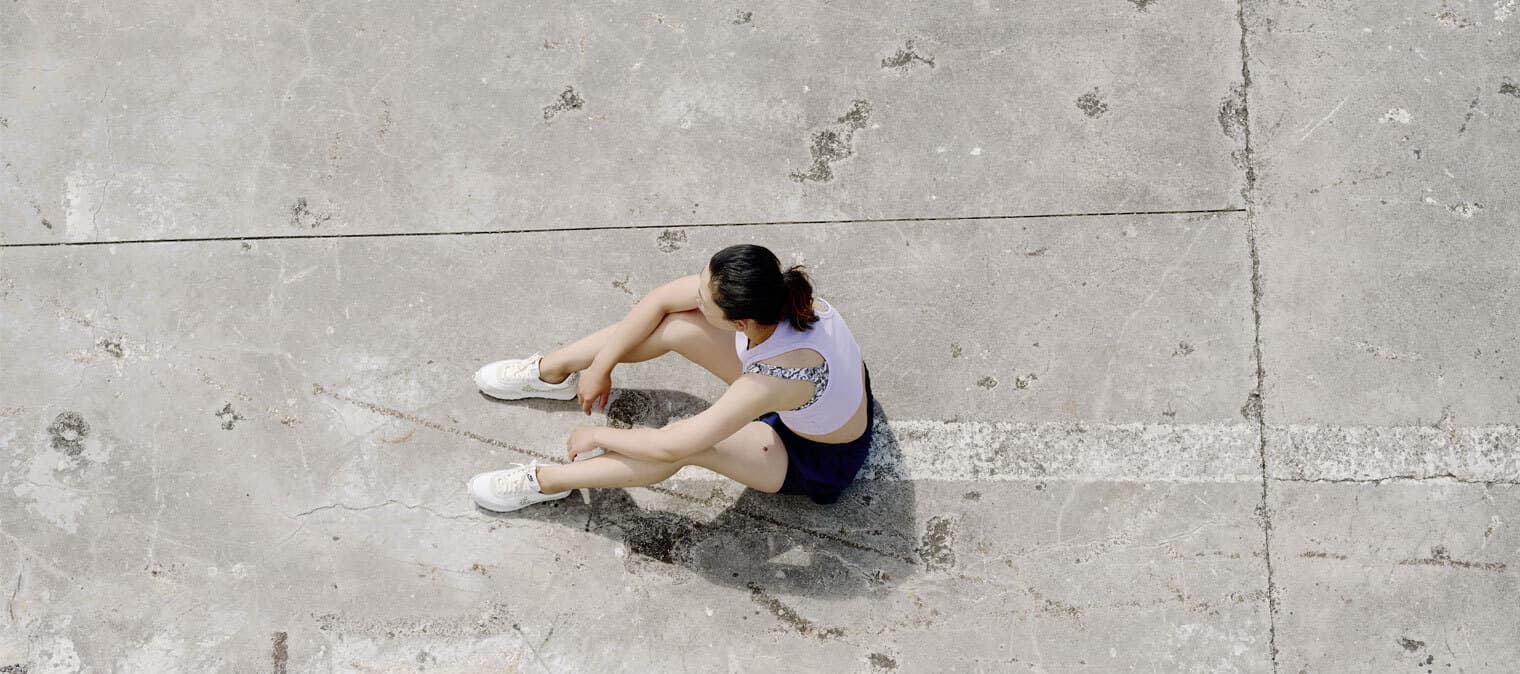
[586,274,701,375]
[584,375,781,463]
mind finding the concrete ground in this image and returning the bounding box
[1,0,1516,671]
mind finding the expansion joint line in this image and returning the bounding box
[1235,1,1278,671]
[0,208,1246,249]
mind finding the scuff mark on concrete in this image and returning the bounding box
[542,86,584,120]
[881,40,935,72]
[1128,0,1159,11]
[1352,339,1424,361]
[1076,88,1108,118]
[655,228,687,253]
[732,10,753,25]
[1434,4,1476,28]
[98,338,124,358]
[272,632,288,674]
[746,583,846,638]
[290,197,332,229]
[1298,550,1348,560]
[216,403,245,430]
[1397,545,1506,572]
[47,412,90,456]
[1457,89,1481,134]
[1218,84,1248,139]
[918,515,957,571]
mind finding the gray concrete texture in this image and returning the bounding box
[0,0,1514,671]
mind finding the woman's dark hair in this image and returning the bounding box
[707,244,819,331]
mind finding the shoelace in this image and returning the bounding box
[492,463,535,496]
[499,353,542,381]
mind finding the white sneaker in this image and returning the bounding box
[475,352,578,401]
[468,462,571,512]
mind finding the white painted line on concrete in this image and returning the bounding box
[1267,424,1520,483]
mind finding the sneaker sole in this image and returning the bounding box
[474,371,579,401]
[477,386,579,402]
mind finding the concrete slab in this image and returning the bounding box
[0,213,1256,433]
[3,476,1271,671]
[0,216,1267,669]
[1245,0,1520,428]
[0,0,1245,244]
[1269,482,1520,672]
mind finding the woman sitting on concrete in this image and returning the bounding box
[467,243,874,511]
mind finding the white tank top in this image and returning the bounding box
[734,298,865,436]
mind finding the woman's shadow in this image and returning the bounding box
[481,387,921,598]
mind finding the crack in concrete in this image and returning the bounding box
[290,498,481,522]
[1234,1,1278,671]
[0,208,1246,249]
[7,563,19,627]
[1272,475,1520,486]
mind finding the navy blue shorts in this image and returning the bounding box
[755,363,874,505]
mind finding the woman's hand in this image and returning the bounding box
[567,425,603,462]
[577,366,613,416]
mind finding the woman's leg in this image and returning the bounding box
[536,421,789,494]
[537,310,741,385]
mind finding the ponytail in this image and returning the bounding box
[782,265,820,331]
[707,244,821,331]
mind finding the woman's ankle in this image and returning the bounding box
[537,354,572,384]
[535,464,567,493]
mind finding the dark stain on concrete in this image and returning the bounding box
[1,665,29,674]
[1128,0,1159,10]
[732,10,753,24]
[47,412,90,456]
[1239,390,1262,422]
[1434,5,1475,28]
[40,218,53,230]
[1299,550,1347,560]
[1173,341,1195,357]
[376,99,393,139]
[1398,636,1426,652]
[99,338,124,358]
[1218,84,1247,139]
[290,197,332,229]
[216,403,245,431]
[542,86,585,120]
[624,512,700,564]
[962,491,981,501]
[1457,89,1481,134]
[881,40,935,72]
[838,100,871,130]
[272,631,288,674]
[1500,81,1520,98]
[1025,247,1049,256]
[950,342,962,358]
[1076,88,1108,118]
[612,274,633,294]
[868,652,898,670]
[918,515,956,570]
[791,100,872,183]
[1013,373,1038,389]
[655,228,687,253]
[977,375,998,390]
[1397,545,1506,572]
[746,582,846,638]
